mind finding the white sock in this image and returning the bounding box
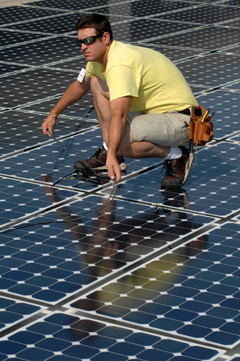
[103,142,108,151]
[164,147,182,160]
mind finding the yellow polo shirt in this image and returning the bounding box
[86,41,198,113]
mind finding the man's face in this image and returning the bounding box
[77,27,106,63]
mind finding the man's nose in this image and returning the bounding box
[81,43,88,51]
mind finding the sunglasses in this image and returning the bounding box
[76,33,103,47]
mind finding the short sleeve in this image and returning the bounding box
[86,62,96,78]
[106,65,141,101]
[86,62,106,83]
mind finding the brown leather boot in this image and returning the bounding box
[161,147,193,188]
[74,146,126,173]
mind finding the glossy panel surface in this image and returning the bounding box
[0,312,222,361]
[70,223,240,348]
[0,195,214,303]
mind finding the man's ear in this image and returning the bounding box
[102,32,111,45]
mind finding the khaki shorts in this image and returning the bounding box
[128,111,191,147]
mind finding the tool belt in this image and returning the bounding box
[189,106,214,146]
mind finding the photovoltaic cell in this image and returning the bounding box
[0,128,161,189]
[136,42,201,63]
[0,62,29,76]
[0,1,239,360]
[229,135,240,142]
[0,6,61,25]
[20,92,96,118]
[0,110,95,158]
[195,91,240,140]
[221,44,240,53]
[0,68,76,108]
[229,356,240,361]
[11,12,85,34]
[0,177,78,228]
[101,142,240,217]
[178,53,240,88]
[0,195,214,304]
[39,56,86,71]
[225,0,240,7]
[69,222,240,348]
[0,312,222,360]
[142,26,240,51]
[0,29,45,47]
[27,0,113,10]
[111,19,197,43]
[233,214,240,221]
[153,4,240,24]
[0,295,42,332]
[0,37,81,66]
[90,0,191,18]
[224,81,240,91]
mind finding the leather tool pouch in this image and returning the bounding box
[189,106,214,146]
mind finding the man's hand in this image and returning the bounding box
[42,114,57,136]
[41,78,90,137]
[106,152,121,183]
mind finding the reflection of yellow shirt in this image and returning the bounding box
[86,41,198,113]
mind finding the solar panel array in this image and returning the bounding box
[0,0,239,360]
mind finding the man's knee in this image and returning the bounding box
[90,76,109,99]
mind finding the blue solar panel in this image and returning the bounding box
[143,26,240,51]
[91,0,191,18]
[195,91,240,140]
[20,91,97,119]
[27,0,110,10]
[153,4,240,24]
[0,177,78,228]
[0,312,222,361]
[178,54,240,90]
[0,109,96,157]
[230,357,240,361]
[0,5,61,25]
[0,128,162,189]
[0,28,43,47]
[0,68,78,109]
[69,222,240,348]
[230,134,240,142]
[0,36,81,66]
[100,142,240,217]
[0,0,239,359]
[0,195,215,304]
[224,81,240,91]
[0,295,42,332]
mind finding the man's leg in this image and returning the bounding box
[90,76,111,144]
[119,132,170,159]
[74,76,126,172]
[121,140,191,189]
[89,78,183,161]
[118,112,193,188]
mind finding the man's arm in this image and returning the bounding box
[107,96,131,183]
[42,76,90,136]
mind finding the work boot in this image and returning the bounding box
[161,147,193,189]
[74,146,127,173]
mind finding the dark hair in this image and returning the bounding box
[76,14,113,41]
